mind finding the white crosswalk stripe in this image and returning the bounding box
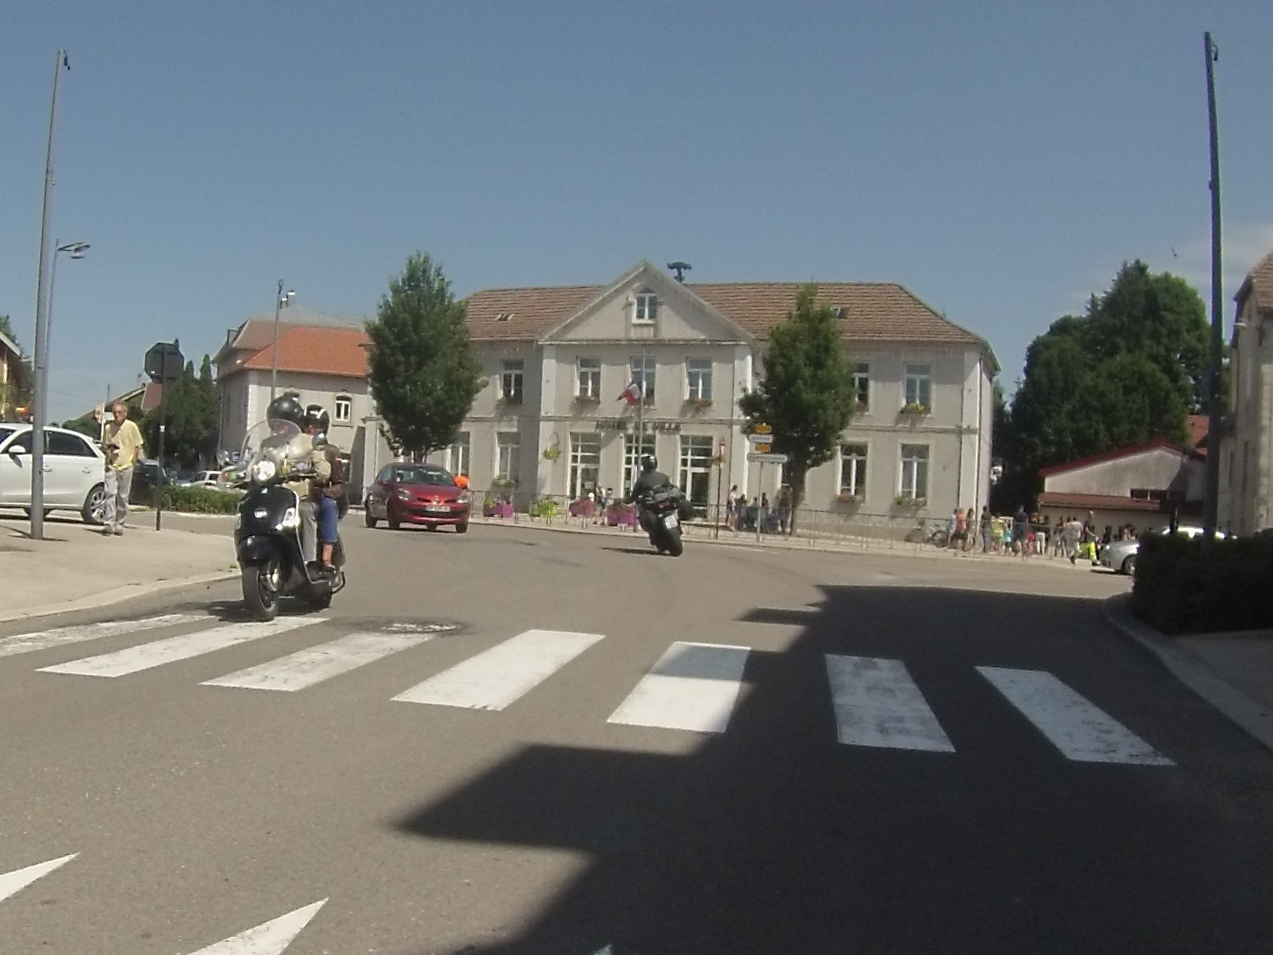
[392,629,604,710]
[184,899,326,955]
[202,630,440,692]
[0,854,76,905]
[825,654,955,752]
[37,618,326,678]
[0,614,205,659]
[977,666,1174,765]
[607,642,750,733]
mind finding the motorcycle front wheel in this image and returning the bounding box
[242,561,280,621]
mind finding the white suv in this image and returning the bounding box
[0,424,107,524]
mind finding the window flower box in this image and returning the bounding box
[899,402,929,415]
[684,397,713,408]
[838,492,865,504]
[574,394,600,405]
[895,495,926,507]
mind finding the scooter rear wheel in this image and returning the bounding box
[242,563,280,621]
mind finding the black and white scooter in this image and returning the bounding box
[229,420,345,620]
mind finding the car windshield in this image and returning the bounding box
[393,466,454,486]
[0,426,14,446]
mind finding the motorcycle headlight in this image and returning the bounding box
[278,506,300,530]
[250,459,277,483]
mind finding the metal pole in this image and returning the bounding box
[30,50,69,542]
[1203,32,1223,541]
[269,279,284,402]
[155,351,170,531]
[637,343,646,464]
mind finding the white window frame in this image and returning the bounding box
[623,432,657,493]
[899,444,929,501]
[678,435,714,506]
[634,290,658,324]
[577,357,602,400]
[852,363,870,411]
[448,432,470,477]
[496,432,521,483]
[629,356,656,403]
[568,433,601,500]
[839,443,868,498]
[501,359,525,403]
[686,359,712,402]
[903,363,931,411]
[333,394,353,424]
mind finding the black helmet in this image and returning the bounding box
[640,454,657,472]
[266,393,305,428]
[304,404,330,435]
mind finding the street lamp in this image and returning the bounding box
[30,239,88,540]
[269,282,295,401]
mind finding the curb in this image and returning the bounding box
[0,569,239,625]
[1102,593,1273,756]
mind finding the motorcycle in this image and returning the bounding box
[634,484,690,557]
[227,420,346,621]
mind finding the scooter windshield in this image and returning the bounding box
[237,420,307,483]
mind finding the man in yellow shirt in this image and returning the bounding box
[100,402,144,536]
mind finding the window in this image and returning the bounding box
[840,444,868,497]
[569,433,601,499]
[904,363,931,411]
[577,358,601,400]
[448,432,470,477]
[852,363,870,411]
[899,444,929,500]
[623,432,656,493]
[500,360,524,403]
[48,431,94,456]
[678,435,714,508]
[686,359,712,402]
[634,290,658,323]
[334,394,352,424]
[497,432,521,482]
[629,356,656,402]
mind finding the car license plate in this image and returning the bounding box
[663,513,679,529]
[425,505,449,513]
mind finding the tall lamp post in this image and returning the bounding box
[269,282,295,401]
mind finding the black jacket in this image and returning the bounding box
[627,469,672,502]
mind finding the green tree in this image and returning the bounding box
[142,357,220,469]
[0,314,33,418]
[738,284,857,534]
[1003,262,1204,507]
[365,253,484,460]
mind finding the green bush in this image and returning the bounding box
[154,485,242,514]
[1132,533,1273,634]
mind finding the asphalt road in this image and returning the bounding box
[1,521,1271,954]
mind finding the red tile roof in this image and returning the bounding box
[1236,247,1273,312]
[222,326,370,379]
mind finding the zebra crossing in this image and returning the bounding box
[2,613,1174,766]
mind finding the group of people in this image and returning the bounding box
[945,506,1132,563]
[725,485,794,534]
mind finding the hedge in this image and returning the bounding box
[1132,533,1273,635]
[152,485,242,514]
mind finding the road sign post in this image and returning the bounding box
[145,341,183,531]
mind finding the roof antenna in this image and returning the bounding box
[667,261,692,283]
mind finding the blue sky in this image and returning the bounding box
[3,1,1271,421]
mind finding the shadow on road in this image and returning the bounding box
[392,585,1273,954]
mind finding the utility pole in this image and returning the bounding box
[1202,31,1223,542]
[29,50,70,542]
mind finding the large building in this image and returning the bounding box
[362,261,998,521]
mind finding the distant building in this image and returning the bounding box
[0,329,25,421]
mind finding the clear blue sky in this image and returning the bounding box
[3,1,1271,421]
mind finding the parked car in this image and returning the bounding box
[129,460,167,506]
[1099,524,1223,576]
[0,424,107,524]
[184,469,226,489]
[364,463,470,532]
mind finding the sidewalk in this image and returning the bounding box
[1103,594,1273,756]
[0,512,237,622]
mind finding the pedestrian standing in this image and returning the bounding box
[759,493,770,534]
[980,506,992,552]
[99,402,144,536]
[726,485,738,531]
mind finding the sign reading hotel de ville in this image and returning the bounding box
[593,419,682,433]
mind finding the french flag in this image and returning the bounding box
[618,380,643,404]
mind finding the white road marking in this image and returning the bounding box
[607,642,750,733]
[392,629,604,710]
[0,853,76,904]
[0,614,204,659]
[977,666,1174,765]
[185,899,326,955]
[37,618,325,678]
[202,630,439,692]
[825,655,955,752]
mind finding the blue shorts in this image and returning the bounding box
[316,495,338,543]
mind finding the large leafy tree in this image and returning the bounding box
[738,284,857,534]
[141,357,220,469]
[0,314,33,418]
[1003,262,1205,507]
[365,253,483,459]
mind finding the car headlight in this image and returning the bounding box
[396,488,413,501]
[250,459,277,483]
[278,506,300,530]
[457,492,470,505]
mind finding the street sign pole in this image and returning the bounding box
[145,340,183,531]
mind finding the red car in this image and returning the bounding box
[364,463,470,532]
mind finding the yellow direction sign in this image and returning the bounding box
[753,443,771,454]
[753,423,772,435]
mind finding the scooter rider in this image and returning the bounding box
[264,394,330,568]
[303,405,343,573]
[627,454,672,534]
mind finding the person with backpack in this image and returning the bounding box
[304,405,346,573]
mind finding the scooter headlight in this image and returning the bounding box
[278,506,300,530]
[250,459,277,483]
[234,512,242,530]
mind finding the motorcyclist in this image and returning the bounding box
[627,454,674,536]
[303,404,344,573]
[264,394,330,568]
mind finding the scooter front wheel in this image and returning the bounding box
[242,563,280,621]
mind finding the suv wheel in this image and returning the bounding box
[82,484,107,525]
[1122,555,1136,577]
